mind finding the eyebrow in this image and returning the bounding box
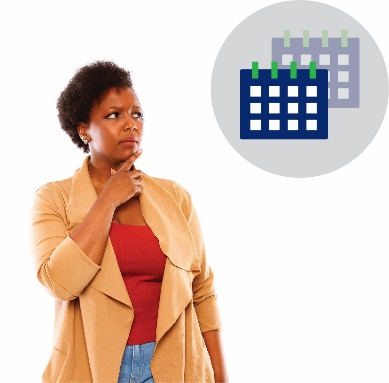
[103,106,143,112]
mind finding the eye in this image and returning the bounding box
[106,112,120,119]
[133,112,143,120]
[133,111,144,120]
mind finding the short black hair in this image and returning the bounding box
[57,61,133,153]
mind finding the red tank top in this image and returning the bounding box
[109,223,166,345]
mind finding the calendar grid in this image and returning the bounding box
[240,62,328,140]
[272,31,360,108]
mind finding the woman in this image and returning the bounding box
[31,61,228,383]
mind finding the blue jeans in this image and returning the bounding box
[117,342,156,383]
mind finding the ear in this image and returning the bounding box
[77,122,89,138]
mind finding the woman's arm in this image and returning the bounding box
[31,183,102,301]
[202,330,229,383]
[70,154,142,265]
[31,153,142,300]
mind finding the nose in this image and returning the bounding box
[123,114,137,132]
[124,123,137,131]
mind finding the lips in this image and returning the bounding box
[120,136,138,143]
[119,136,138,148]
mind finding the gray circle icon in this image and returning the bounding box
[211,1,388,177]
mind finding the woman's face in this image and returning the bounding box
[79,87,143,166]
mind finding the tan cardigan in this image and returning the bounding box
[31,156,221,383]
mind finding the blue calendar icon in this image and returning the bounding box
[240,61,328,140]
[272,30,360,108]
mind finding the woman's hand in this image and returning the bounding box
[202,331,229,382]
[101,149,143,208]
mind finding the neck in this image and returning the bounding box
[88,157,125,195]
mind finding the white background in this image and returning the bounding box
[0,1,388,382]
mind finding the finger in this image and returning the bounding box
[129,169,142,180]
[131,178,143,187]
[111,168,117,175]
[129,170,142,179]
[119,149,143,172]
[133,186,142,196]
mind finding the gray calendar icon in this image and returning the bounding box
[272,30,360,108]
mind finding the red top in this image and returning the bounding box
[109,223,166,345]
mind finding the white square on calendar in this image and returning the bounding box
[300,54,312,66]
[250,120,262,130]
[319,54,331,65]
[338,71,349,82]
[306,103,317,114]
[269,86,280,97]
[288,120,298,130]
[269,120,280,130]
[288,103,298,114]
[250,86,261,97]
[338,54,349,65]
[306,86,317,97]
[306,120,317,130]
[250,103,262,114]
[288,86,299,97]
[282,54,293,65]
[269,103,280,114]
[338,88,349,99]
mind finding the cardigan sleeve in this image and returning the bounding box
[173,183,222,333]
[31,183,101,301]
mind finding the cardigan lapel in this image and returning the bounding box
[155,259,195,342]
[139,174,200,272]
[139,175,201,342]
